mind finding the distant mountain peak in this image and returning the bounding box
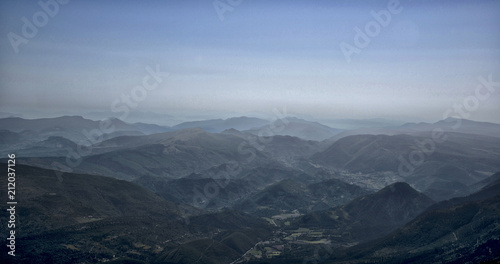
[380,182,419,196]
[55,115,87,121]
[221,128,241,135]
[442,116,460,122]
[172,116,269,133]
[357,182,427,203]
[226,116,261,121]
[388,181,414,190]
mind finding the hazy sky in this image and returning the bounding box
[1,0,499,124]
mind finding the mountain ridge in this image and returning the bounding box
[295,182,435,242]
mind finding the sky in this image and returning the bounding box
[0,0,499,125]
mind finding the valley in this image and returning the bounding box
[1,115,499,263]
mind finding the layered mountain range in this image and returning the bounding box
[0,115,499,263]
